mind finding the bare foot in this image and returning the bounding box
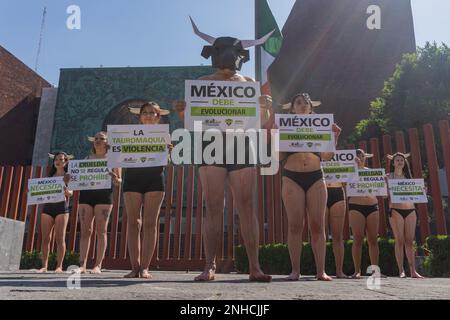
[37,268,47,273]
[55,268,64,274]
[90,266,102,274]
[79,266,87,274]
[249,272,272,282]
[351,272,362,279]
[336,273,349,279]
[285,272,300,281]
[194,269,216,281]
[124,270,140,278]
[316,273,333,281]
[411,271,424,279]
[140,269,153,279]
[399,271,406,278]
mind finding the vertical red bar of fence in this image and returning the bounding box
[273,170,283,243]
[439,120,450,207]
[408,128,431,242]
[370,138,387,237]
[194,172,203,260]
[423,124,447,235]
[67,191,80,252]
[0,166,14,218]
[26,166,43,252]
[119,206,128,259]
[108,184,121,259]
[183,166,195,261]
[343,144,356,240]
[382,135,393,172]
[265,175,274,243]
[19,166,33,222]
[257,167,265,245]
[8,166,23,220]
[395,131,407,153]
[173,166,184,260]
[163,165,174,259]
[0,167,4,194]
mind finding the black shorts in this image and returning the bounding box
[197,133,258,172]
[123,167,165,194]
[327,187,345,209]
[42,201,69,219]
[79,189,113,207]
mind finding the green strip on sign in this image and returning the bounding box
[323,167,356,174]
[31,190,62,196]
[280,133,331,141]
[191,107,256,117]
[394,192,424,196]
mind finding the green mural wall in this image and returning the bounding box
[51,66,214,158]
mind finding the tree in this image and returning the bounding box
[350,43,450,144]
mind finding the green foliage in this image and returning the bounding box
[424,235,450,277]
[235,238,414,276]
[20,251,80,271]
[350,43,450,145]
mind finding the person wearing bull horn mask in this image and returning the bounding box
[187,17,274,282]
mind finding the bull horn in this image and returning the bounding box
[241,30,275,49]
[189,16,216,45]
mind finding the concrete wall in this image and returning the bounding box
[0,217,25,271]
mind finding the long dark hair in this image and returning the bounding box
[390,153,413,179]
[290,93,314,114]
[90,131,108,155]
[48,152,70,177]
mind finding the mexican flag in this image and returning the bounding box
[256,0,283,95]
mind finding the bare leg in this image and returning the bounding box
[389,211,406,277]
[124,192,144,278]
[140,191,165,279]
[329,201,347,278]
[78,204,94,273]
[282,177,306,281]
[91,204,113,274]
[366,211,380,273]
[229,168,271,282]
[349,211,366,279]
[195,166,227,281]
[38,214,54,273]
[307,181,332,281]
[54,214,69,273]
[404,212,423,278]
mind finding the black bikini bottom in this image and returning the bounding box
[389,208,416,219]
[282,169,324,193]
[349,203,379,218]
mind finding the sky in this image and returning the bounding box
[0,0,449,86]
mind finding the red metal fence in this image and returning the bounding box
[0,120,449,271]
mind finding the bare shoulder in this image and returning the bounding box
[198,74,216,81]
[243,76,255,82]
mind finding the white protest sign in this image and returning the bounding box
[275,114,335,152]
[27,177,65,205]
[322,150,358,182]
[185,80,261,131]
[68,159,111,191]
[346,168,387,197]
[107,124,170,168]
[389,179,428,203]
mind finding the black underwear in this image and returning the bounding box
[349,203,379,218]
[389,208,416,219]
[282,169,324,193]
